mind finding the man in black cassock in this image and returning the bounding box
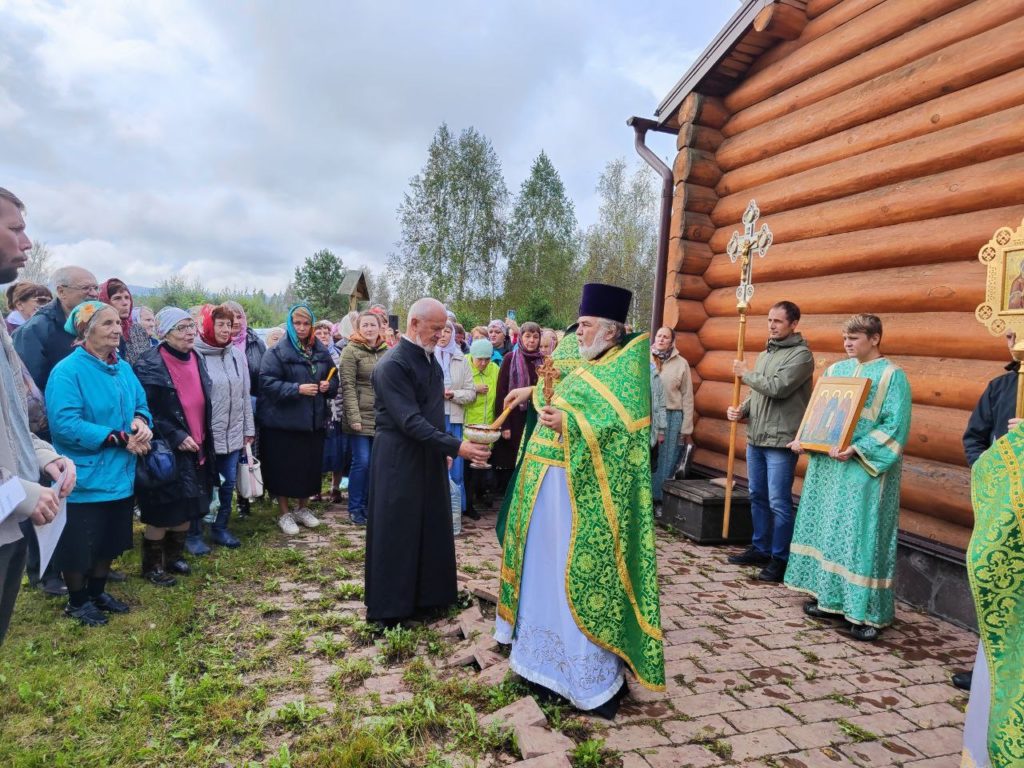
[364,298,492,625]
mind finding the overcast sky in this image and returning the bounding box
[1,1,734,293]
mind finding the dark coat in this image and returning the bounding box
[492,347,541,468]
[133,345,218,506]
[244,328,266,396]
[256,338,338,432]
[963,361,1019,467]
[12,299,75,391]
[364,337,462,622]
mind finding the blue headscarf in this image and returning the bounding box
[286,303,316,359]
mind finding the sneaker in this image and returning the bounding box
[64,600,108,627]
[293,507,321,528]
[93,592,130,613]
[727,546,770,566]
[757,557,787,583]
[278,512,300,536]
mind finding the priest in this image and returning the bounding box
[363,298,491,626]
[495,283,664,718]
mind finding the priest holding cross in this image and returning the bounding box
[494,283,664,718]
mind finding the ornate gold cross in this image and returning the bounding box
[726,200,773,310]
[537,355,559,405]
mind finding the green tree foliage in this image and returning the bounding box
[388,124,508,317]
[293,249,347,320]
[147,276,286,327]
[582,159,659,330]
[504,151,580,323]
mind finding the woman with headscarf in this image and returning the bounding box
[492,321,544,493]
[338,311,388,524]
[258,304,338,535]
[130,306,159,348]
[97,278,151,364]
[221,300,266,516]
[133,307,218,581]
[45,301,152,625]
[5,282,51,334]
[314,319,345,503]
[436,320,477,517]
[193,304,254,548]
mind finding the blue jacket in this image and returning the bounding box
[44,347,152,503]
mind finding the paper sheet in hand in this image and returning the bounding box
[34,467,67,574]
[0,477,27,525]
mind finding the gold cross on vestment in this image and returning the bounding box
[537,356,559,405]
[726,200,773,310]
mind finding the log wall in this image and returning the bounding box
[664,0,1019,551]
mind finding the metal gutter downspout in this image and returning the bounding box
[627,116,677,332]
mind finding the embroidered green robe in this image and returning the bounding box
[496,332,665,691]
[966,428,1024,767]
[784,357,912,627]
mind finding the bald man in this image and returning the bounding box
[363,298,492,626]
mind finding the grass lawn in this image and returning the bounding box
[0,496,614,768]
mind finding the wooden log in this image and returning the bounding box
[668,238,713,276]
[672,183,718,216]
[726,0,996,125]
[672,149,722,188]
[718,69,1024,197]
[693,380,970,467]
[674,273,711,301]
[675,93,730,130]
[703,261,985,317]
[676,124,724,153]
[899,508,970,551]
[698,312,1009,362]
[670,209,715,243]
[708,153,1024,254]
[717,16,1024,170]
[674,300,708,333]
[714,104,1024,225]
[753,3,808,40]
[697,350,1002,411]
[806,0,842,18]
[704,204,1024,287]
[672,331,704,367]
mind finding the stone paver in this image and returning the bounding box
[515,725,575,759]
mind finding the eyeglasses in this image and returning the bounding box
[171,322,197,333]
[61,283,99,292]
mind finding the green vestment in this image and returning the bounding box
[496,332,665,691]
[784,357,912,628]
[967,428,1024,767]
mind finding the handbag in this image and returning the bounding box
[237,444,264,500]
[135,438,176,490]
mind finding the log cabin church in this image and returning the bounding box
[642,0,1023,627]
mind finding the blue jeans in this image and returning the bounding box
[215,450,241,524]
[652,410,684,502]
[348,435,373,519]
[746,444,798,561]
[445,417,465,511]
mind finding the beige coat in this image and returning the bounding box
[657,348,694,436]
[443,354,477,425]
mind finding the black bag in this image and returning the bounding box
[135,438,176,490]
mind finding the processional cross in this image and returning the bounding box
[722,201,773,537]
[537,355,559,405]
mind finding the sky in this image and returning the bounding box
[0,1,736,294]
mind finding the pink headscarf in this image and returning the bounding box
[222,300,248,350]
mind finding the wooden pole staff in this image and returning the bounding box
[722,201,773,539]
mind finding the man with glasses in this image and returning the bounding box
[15,265,99,395]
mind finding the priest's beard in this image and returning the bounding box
[579,337,615,361]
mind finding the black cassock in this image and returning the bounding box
[364,337,462,622]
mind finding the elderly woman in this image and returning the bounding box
[133,307,218,581]
[265,327,286,349]
[463,339,499,519]
[314,319,345,503]
[339,311,388,525]
[131,306,159,346]
[493,321,543,492]
[435,321,476,517]
[193,304,254,548]
[222,301,266,516]
[5,281,51,334]
[258,304,338,535]
[650,327,694,510]
[99,278,153,364]
[45,301,152,625]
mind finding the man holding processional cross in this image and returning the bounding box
[494,283,664,719]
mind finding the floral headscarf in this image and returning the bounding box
[286,303,316,358]
[63,300,112,339]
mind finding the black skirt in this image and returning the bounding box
[139,495,209,528]
[53,497,134,572]
[261,427,325,498]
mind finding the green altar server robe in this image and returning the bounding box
[496,331,665,692]
[784,357,912,628]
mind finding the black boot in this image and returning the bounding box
[163,530,191,575]
[141,538,177,587]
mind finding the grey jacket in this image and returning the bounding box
[739,332,815,448]
[193,338,254,454]
[0,326,60,547]
[650,365,667,449]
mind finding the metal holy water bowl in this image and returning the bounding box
[464,424,501,468]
